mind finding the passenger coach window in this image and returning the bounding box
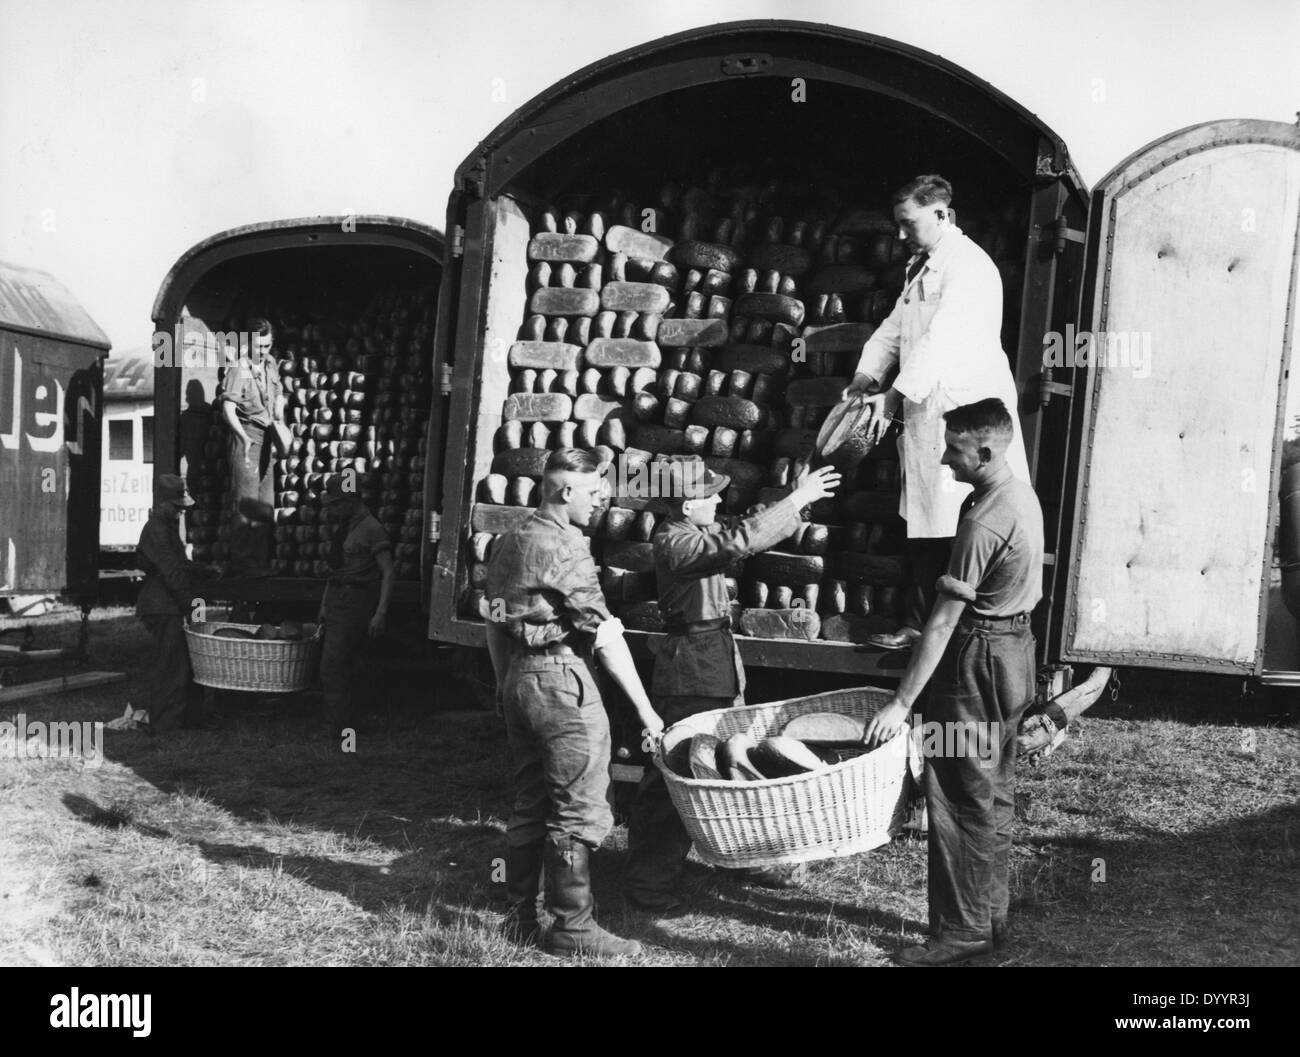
[108,419,133,461]
[142,414,155,464]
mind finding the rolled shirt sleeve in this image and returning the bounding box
[938,520,1003,604]
[548,542,614,637]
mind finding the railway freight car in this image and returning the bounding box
[0,259,108,606]
[424,21,1300,690]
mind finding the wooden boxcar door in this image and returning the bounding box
[1059,119,1300,674]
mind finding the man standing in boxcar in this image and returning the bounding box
[484,448,663,958]
[220,318,284,577]
[863,399,1042,965]
[843,175,1031,651]
[135,474,208,731]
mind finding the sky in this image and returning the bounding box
[1,0,1298,354]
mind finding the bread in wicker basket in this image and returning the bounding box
[656,687,911,868]
[184,621,323,693]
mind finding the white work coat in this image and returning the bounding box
[855,225,1031,538]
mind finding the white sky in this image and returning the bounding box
[1,0,1298,352]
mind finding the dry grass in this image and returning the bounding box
[1,607,1297,966]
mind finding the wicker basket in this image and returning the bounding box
[657,687,912,868]
[185,622,323,693]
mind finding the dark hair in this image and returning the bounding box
[944,398,1013,439]
[247,317,273,339]
[892,174,954,208]
[544,447,601,475]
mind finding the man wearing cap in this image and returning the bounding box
[220,318,285,577]
[135,474,213,731]
[485,448,662,958]
[863,398,1042,966]
[842,175,1031,652]
[317,474,395,736]
[621,457,841,911]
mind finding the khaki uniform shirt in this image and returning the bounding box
[937,463,1044,617]
[651,496,802,699]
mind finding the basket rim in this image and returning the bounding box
[185,621,323,643]
[655,688,906,789]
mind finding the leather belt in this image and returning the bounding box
[664,616,730,635]
[961,611,1031,628]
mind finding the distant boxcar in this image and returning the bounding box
[0,259,109,602]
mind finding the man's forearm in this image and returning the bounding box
[222,402,248,442]
[594,634,656,722]
[894,607,963,708]
[376,568,394,617]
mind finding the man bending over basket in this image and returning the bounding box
[622,456,841,912]
[484,447,663,958]
[863,398,1042,967]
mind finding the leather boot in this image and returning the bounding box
[543,837,643,958]
[500,844,544,947]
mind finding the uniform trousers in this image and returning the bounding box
[923,612,1035,941]
[624,692,733,898]
[139,614,195,731]
[321,582,379,728]
[502,655,614,850]
[227,424,275,575]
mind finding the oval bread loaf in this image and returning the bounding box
[604,225,673,261]
[735,293,805,326]
[751,736,827,778]
[503,393,573,422]
[691,396,762,430]
[780,712,867,742]
[529,288,600,317]
[584,339,662,369]
[508,341,583,371]
[668,240,741,274]
[527,233,599,263]
[490,448,550,478]
[688,734,723,781]
[656,318,730,348]
[710,345,791,377]
[600,282,671,315]
[745,243,813,277]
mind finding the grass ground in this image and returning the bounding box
[1,605,1297,966]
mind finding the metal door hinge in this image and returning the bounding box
[428,511,442,543]
[450,225,466,258]
[438,363,454,395]
[1043,215,1086,254]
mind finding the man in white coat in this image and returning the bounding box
[844,175,1032,649]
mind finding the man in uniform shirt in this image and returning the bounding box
[484,448,663,958]
[317,475,395,736]
[843,175,1031,651]
[863,398,1043,966]
[220,318,285,577]
[622,458,841,910]
[135,474,213,731]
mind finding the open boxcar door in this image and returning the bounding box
[1056,120,1300,675]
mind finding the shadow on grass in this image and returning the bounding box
[22,606,1300,964]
